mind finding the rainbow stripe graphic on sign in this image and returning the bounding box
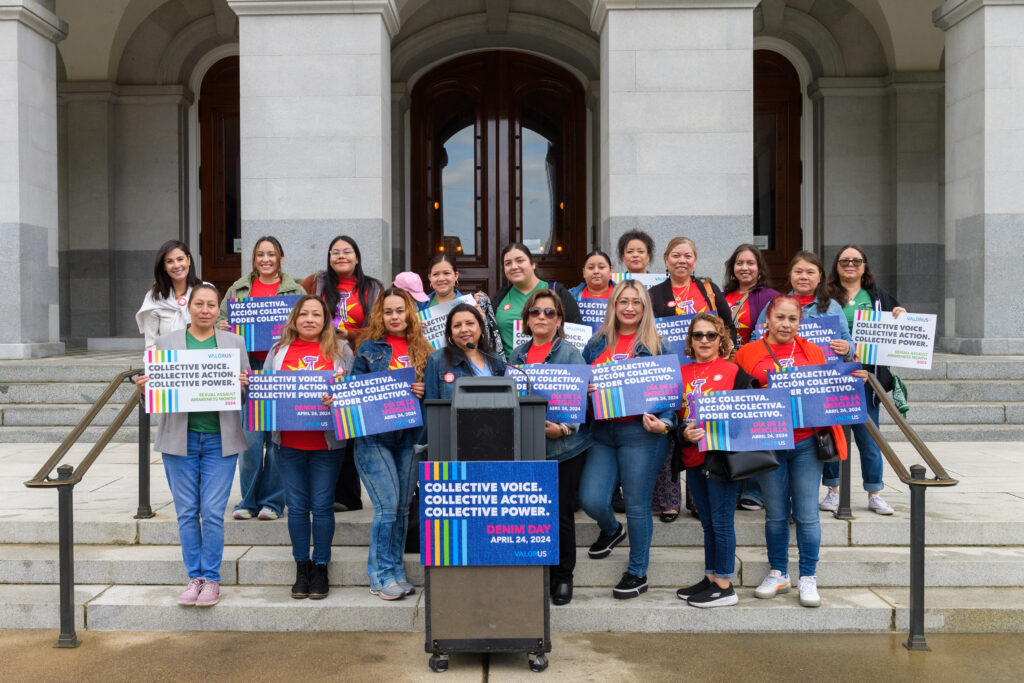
[146,350,179,363]
[790,393,806,429]
[592,387,626,420]
[146,350,179,413]
[699,421,731,451]
[226,299,255,349]
[334,403,366,439]
[853,310,880,365]
[421,460,469,567]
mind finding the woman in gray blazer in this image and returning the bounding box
[134,283,251,608]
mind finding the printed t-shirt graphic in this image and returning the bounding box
[750,342,814,442]
[671,280,710,317]
[594,333,635,365]
[331,277,365,332]
[280,338,332,450]
[385,335,410,370]
[725,290,752,343]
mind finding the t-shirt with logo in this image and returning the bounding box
[725,290,752,344]
[496,280,547,358]
[671,280,710,316]
[525,340,552,365]
[386,335,410,370]
[248,278,281,362]
[749,341,814,442]
[280,338,332,451]
[331,277,365,333]
[678,356,739,468]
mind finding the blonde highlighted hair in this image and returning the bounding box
[597,280,664,356]
[357,288,432,381]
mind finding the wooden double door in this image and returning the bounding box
[410,52,588,296]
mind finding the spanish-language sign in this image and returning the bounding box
[144,348,241,414]
[590,354,683,419]
[419,460,558,566]
[416,294,476,350]
[245,370,334,431]
[513,320,593,353]
[505,364,592,422]
[768,362,868,428]
[853,310,937,370]
[611,272,668,288]
[328,367,422,439]
[578,298,608,332]
[755,315,845,362]
[690,388,794,452]
[227,295,303,351]
[654,314,695,365]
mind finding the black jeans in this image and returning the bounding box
[333,440,363,510]
[552,451,587,584]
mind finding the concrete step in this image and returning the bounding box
[877,402,1024,425]
[0,362,139,383]
[875,587,1024,634]
[898,354,1024,380]
[0,425,141,443]
[2,404,141,427]
[0,584,108,630]
[879,424,1024,442]
[900,379,1024,402]
[0,382,138,405]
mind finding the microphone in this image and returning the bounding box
[466,341,532,396]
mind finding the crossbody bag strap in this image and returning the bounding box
[762,338,783,368]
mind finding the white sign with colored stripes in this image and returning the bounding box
[143,348,241,413]
[852,310,936,370]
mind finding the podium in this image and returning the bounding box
[423,377,552,673]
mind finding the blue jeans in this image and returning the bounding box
[757,437,823,578]
[162,432,237,582]
[579,419,668,577]
[234,356,285,515]
[686,466,739,579]
[353,429,418,589]
[823,387,884,492]
[737,477,763,506]
[277,445,345,564]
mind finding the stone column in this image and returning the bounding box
[935,0,1024,354]
[227,0,397,282]
[0,1,66,358]
[592,0,758,275]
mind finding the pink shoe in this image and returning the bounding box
[177,578,205,606]
[195,580,220,607]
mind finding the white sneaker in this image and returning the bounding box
[753,570,791,599]
[819,490,839,512]
[799,576,821,607]
[868,494,894,515]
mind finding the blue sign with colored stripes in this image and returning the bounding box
[227,295,303,351]
[768,361,868,428]
[691,388,794,452]
[419,460,558,566]
[577,298,608,332]
[328,367,422,439]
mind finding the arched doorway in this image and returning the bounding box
[410,52,587,295]
[199,56,241,295]
[754,50,802,287]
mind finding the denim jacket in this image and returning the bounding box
[750,293,854,356]
[353,337,409,376]
[508,336,592,462]
[568,281,615,300]
[423,347,506,401]
[581,334,678,430]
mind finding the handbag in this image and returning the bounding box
[703,449,779,482]
[814,428,840,462]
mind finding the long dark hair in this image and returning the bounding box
[826,244,876,306]
[322,235,381,323]
[724,243,770,294]
[150,240,201,299]
[443,302,492,368]
[249,235,284,284]
[789,250,831,314]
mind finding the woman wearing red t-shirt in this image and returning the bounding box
[735,295,859,609]
[265,295,354,601]
[674,313,754,608]
[347,289,430,601]
[722,244,780,346]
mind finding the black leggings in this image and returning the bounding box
[552,451,587,583]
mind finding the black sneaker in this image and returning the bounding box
[688,583,738,608]
[613,572,648,599]
[675,576,711,601]
[588,522,626,559]
[308,563,329,600]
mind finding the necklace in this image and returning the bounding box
[688,358,716,385]
[773,340,798,369]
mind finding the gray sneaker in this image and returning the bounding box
[396,580,415,596]
[370,583,406,601]
[819,490,839,512]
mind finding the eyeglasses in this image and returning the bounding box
[691,331,720,341]
[330,249,355,257]
[838,258,865,267]
[528,307,557,318]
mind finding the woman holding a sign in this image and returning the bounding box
[136,240,203,350]
[579,280,676,600]
[265,295,354,600]
[424,303,506,399]
[822,245,906,516]
[722,244,781,346]
[735,294,853,608]
[675,313,754,608]
[493,243,582,359]
[509,289,592,606]
[217,236,306,523]
[424,253,504,359]
[134,283,251,607]
[349,288,430,601]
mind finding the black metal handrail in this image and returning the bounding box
[23,368,154,648]
[836,371,958,652]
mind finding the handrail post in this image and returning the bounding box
[835,426,854,520]
[134,396,154,519]
[905,464,930,651]
[54,465,81,649]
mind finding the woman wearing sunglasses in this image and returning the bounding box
[823,246,906,516]
[508,290,591,606]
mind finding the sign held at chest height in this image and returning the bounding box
[328,367,423,439]
[144,349,241,413]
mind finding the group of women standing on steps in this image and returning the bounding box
[134,229,905,610]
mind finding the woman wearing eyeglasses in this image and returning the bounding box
[508,289,591,606]
[823,246,906,516]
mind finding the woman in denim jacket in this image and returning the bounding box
[508,289,592,606]
[423,303,506,401]
[579,280,677,599]
[348,288,431,601]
